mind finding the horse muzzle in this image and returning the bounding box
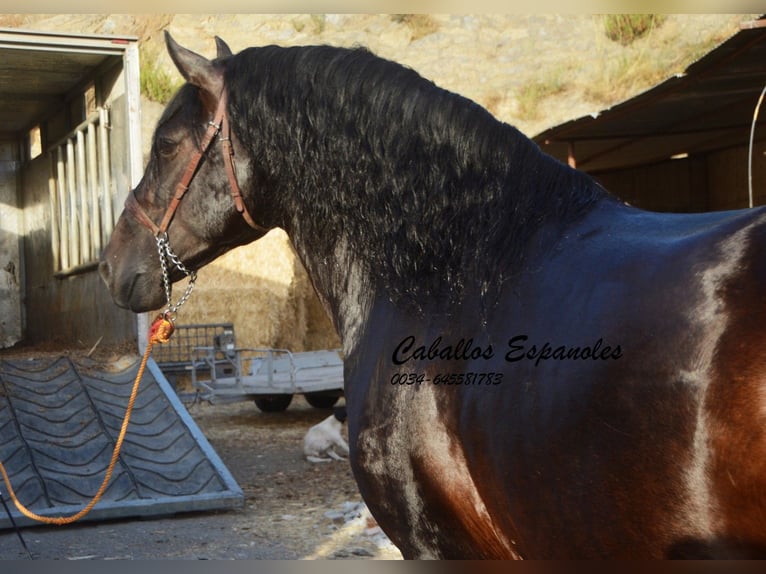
[98,257,163,313]
[99,225,167,314]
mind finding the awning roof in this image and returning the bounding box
[0,28,137,140]
[534,17,766,174]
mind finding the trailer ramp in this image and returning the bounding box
[0,355,243,528]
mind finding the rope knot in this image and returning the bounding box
[149,314,175,344]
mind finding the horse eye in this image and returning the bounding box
[157,137,178,157]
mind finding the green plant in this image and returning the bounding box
[140,45,184,104]
[603,14,666,45]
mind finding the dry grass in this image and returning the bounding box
[390,14,440,41]
[291,14,327,35]
[0,15,26,28]
[602,14,666,46]
[515,64,570,120]
[581,16,744,108]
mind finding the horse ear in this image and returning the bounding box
[164,30,223,101]
[214,36,233,59]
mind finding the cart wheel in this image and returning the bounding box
[304,393,340,409]
[254,394,293,412]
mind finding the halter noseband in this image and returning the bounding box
[124,89,265,237]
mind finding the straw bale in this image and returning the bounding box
[176,229,340,352]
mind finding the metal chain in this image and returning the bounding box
[155,233,197,318]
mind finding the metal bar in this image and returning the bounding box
[47,110,100,152]
[48,153,60,272]
[87,122,101,256]
[65,137,79,266]
[52,260,99,278]
[76,129,90,261]
[123,41,150,353]
[56,146,69,271]
[0,29,138,54]
[99,107,113,243]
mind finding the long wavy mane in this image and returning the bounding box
[223,45,606,312]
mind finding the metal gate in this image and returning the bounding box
[48,107,114,274]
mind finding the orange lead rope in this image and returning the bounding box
[0,314,174,526]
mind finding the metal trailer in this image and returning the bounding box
[191,345,344,412]
[153,323,343,412]
[0,28,143,350]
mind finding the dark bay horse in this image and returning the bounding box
[99,33,766,558]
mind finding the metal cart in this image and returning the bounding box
[153,323,343,411]
[190,346,344,412]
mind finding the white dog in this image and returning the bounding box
[303,406,349,463]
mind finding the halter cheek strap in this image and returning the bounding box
[220,111,262,231]
[125,89,267,237]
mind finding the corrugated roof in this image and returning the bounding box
[534,17,766,174]
[0,28,137,140]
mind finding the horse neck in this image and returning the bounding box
[229,48,605,349]
[282,141,602,353]
[289,230,378,355]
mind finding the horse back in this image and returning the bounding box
[348,200,766,558]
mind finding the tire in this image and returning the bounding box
[304,393,340,409]
[253,394,293,412]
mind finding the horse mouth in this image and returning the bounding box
[99,260,165,313]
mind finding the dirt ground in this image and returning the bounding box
[0,370,402,560]
[186,395,402,560]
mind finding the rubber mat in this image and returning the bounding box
[0,355,243,528]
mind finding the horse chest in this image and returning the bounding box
[351,380,520,559]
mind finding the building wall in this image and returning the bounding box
[593,141,766,213]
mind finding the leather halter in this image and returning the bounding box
[125,89,265,237]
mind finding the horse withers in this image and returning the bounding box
[100,33,766,558]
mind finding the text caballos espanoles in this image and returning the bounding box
[391,335,622,367]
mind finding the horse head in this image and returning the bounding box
[99,32,267,313]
